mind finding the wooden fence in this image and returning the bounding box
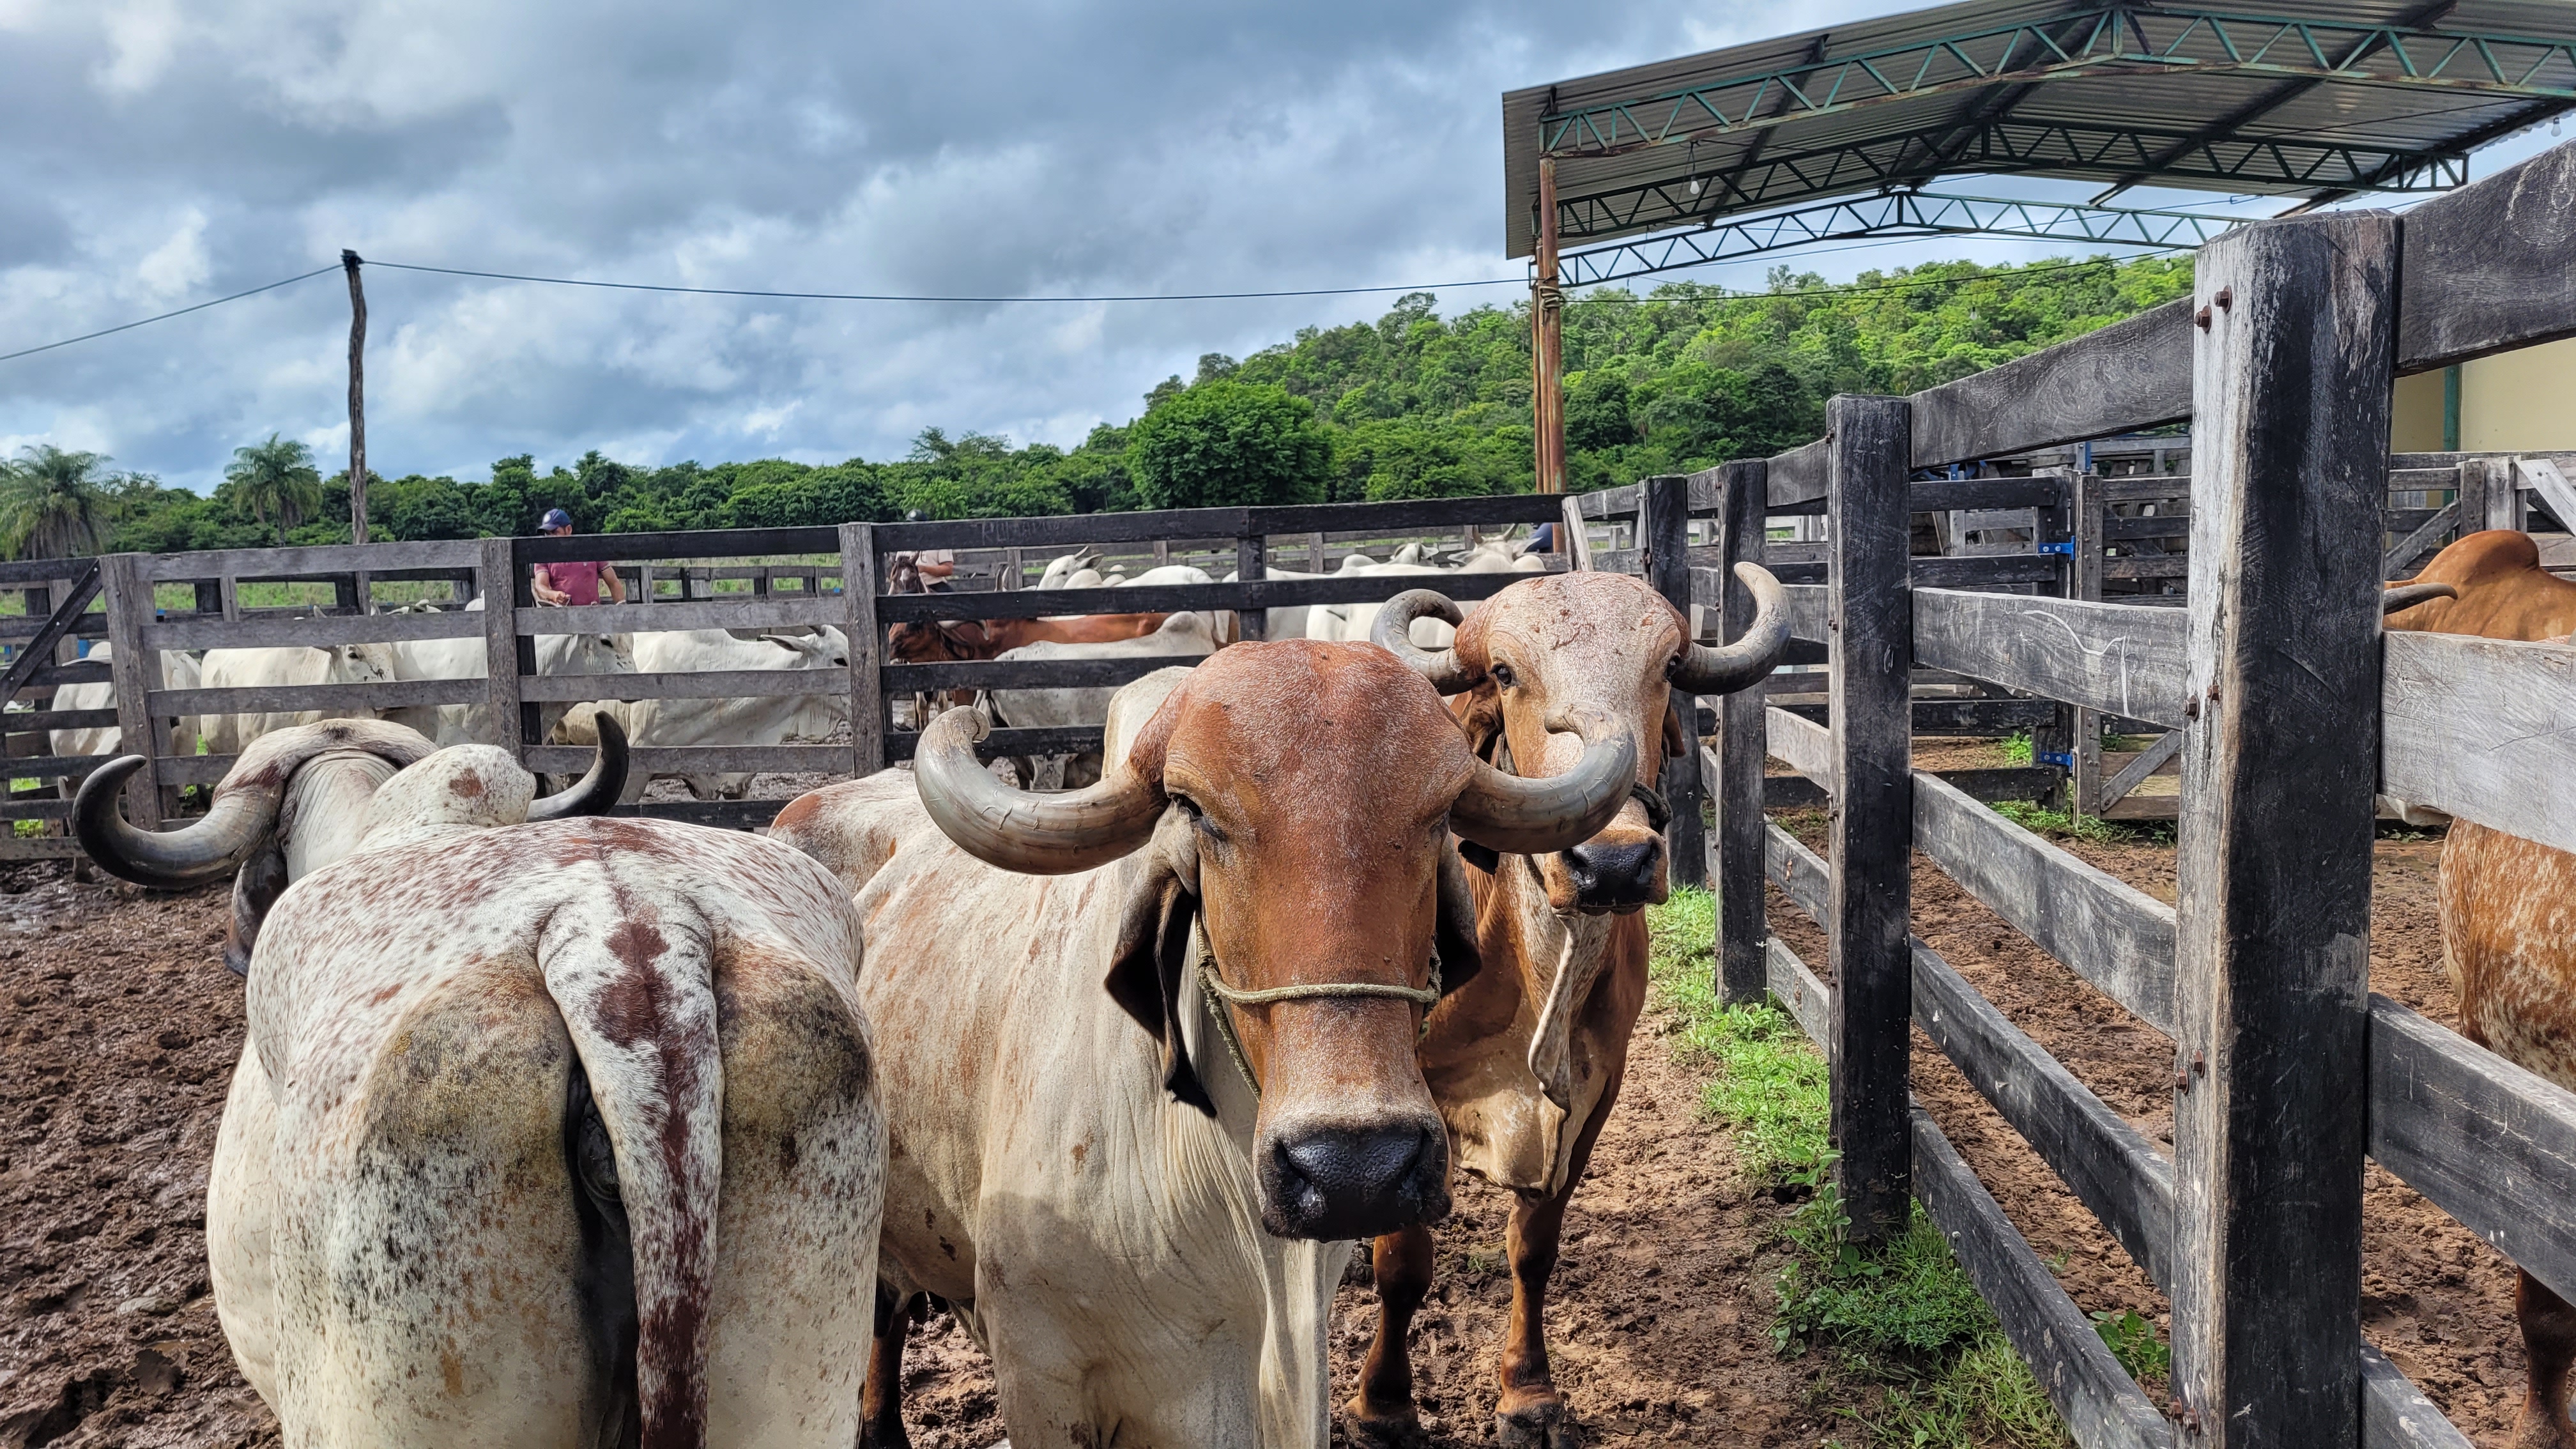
[1689,137,2576,1449]
[0,494,1568,854]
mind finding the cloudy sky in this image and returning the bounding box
[1,0,2563,492]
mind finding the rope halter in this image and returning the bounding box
[1192,925,1443,1099]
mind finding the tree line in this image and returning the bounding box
[2,252,2191,559]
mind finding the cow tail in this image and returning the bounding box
[546,915,723,1449]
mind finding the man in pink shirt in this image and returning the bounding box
[532,509,628,606]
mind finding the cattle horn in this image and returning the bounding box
[914,708,1163,875]
[1371,590,1478,694]
[2382,581,2458,614]
[75,719,436,889]
[75,756,277,889]
[1672,563,1791,696]
[528,710,629,821]
[1448,711,1639,857]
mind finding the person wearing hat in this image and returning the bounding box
[532,508,627,606]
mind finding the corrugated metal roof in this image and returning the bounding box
[1502,0,2576,258]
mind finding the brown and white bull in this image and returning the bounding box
[770,641,1640,1448]
[2387,530,2576,1448]
[78,717,887,1448]
[1351,567,1786,1446]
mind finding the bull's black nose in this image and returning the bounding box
[1561,835,1663,908]
[1258,1117,1450,1241]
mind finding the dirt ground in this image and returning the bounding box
[0,777,2534,1448]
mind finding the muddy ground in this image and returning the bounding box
[0,781,2536,1448]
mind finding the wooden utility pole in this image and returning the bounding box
[1532,157,1566,500]
[343,249,368,544]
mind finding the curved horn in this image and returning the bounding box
[1671,563,1791,696]
[75,756,279,889]
[2382,581,2458,614]
[913,709,1162,875]
[1371,589,1478,694]
[1448,716,1639,857]
[529,709,629,821]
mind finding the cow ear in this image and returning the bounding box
[224,841,289,977]
[1434,831,1485,997]
[1662,693,1691,765]
[1103,816,1213,1117]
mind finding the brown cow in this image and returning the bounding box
[773,645,1646,1448]
[2387,529,2576,1448]
[1356,568,1788,1447]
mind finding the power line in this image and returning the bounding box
[0,243,2188,367]
[364,259,1533,303]
[0,264,340,364]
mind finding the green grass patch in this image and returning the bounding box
[1645,888,2077,1448]
[1986,799,2175,847]
[1997,730,2034,766]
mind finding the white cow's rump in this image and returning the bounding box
[617,628,850,800]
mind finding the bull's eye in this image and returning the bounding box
[1491,663,1519,690]
[1664,654,1683,679]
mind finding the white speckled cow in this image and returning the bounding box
[77,718,886,1448]
[771,643,1639,1449]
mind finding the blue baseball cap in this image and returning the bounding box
[540,508,572,529]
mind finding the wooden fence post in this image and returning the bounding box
[1713,459,1769,1004]
[2070,470,2106,818]
[99,554,162,828]
[477,537,524,759]
[1642,474,1706,889]
[1827,394,1915,1243]
[1236,534,1268,643]
[840,523,885,776]
[2170,210,2395,1449]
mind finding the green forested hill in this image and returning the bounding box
[78,252,2192,555]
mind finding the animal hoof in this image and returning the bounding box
[1496,1399,1579,1448]
[1340,1402,1426,1448]
[2511,1402,2576,1449]
[857,1425,913,1449]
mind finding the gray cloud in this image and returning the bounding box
[6,0,2546,492]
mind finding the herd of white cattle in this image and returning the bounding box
[63,543,1790,1449]
[41,536,1549,801]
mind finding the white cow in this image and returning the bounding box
[618,627,850,800]
[383,597,632,746]
[1306,546,1544,648]
[986,611,1222,788]
[770,650,1635,1449]
[197,642,399,756]
[47,642,202,762]
[77,720,885,1447]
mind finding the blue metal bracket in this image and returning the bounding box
[2035,540,2076,556]
[2038,749,2076,770]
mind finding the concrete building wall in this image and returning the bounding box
[2462,337,2576,453]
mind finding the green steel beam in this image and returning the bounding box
[1551,190,2244,289]
[1540,6,2576,160]
[1550,116,2464,242]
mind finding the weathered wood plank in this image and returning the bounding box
[1560,495,1594,572]
[518,668,848,703]
[1827,393,1915,1243]
[523,743,850,774]
[1765,705,1832,788]
[2369,994,2576,1309]
[1911,590,2191,730]
[885,654,1211,693]
[1714,460,1769,1005]
[874,569,1537,624]
[2098,731,2184,809]
[151,678,487,714]
[1909,555,2067,588]
[145,608,484,651]
[1913,769,2178,1035]
[1765,935,1832,1051]
[1765,438,1831,507]
[1642,475,1706,891]
[1912,477,2063,513]
[2169,210,2394,1449]
[1909,298,2193,470]
[884,724,1105,762]
[2383,502,2460,579]
[98,556,159,827]
[2360,1344,2478,1449]
[2382,632,2576,857]
[1910,1107,2177,1449]
[134,539,482,581]
[1763,818,1829,926]
[2397,137,2576,373]
[519,525,839,564]
[477,537,524,758]
[518,596,846,635]
[1913,937,2177,1291]
[1761,765,2057,810]
[841,523,886,775]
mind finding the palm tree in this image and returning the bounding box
[224,434,323,545]
[0,445,116,561]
